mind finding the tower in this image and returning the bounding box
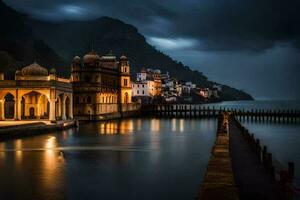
[119,55,132,104]
[71,56,81,82]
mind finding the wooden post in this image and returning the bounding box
[262,145,267,165]
[288,162,295,179]
[255,139,261,158]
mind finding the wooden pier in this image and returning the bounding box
[142,104,300,122]
[198,112,296,200]
[198,113,239,200]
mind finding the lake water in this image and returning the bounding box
[0,118,217,200]
[242,121,300,184]
[1,100,300,199]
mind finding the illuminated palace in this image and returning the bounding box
[0,63,73,121]
[0,51,134,122]
[71,51,132,120]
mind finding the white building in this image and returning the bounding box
[132,68,162,98]
[199,88,219,99]
[132,82,149,97]
[161,78,182,99]
[182,82,197,94]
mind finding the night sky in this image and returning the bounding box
[4,0,300,100]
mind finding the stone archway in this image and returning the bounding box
[38,94,50,119]
[29,107,35,119]
[21,97,25,119]
[65,96,71,119]
[56,94,63,120]
[124,92,128,104]
[22,91,50,119]
[4,93,15,119]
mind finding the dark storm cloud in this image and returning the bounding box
[4,0,300,51]
[3,0,300,99]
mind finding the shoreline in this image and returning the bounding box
[0,120,78,140]
[0,110,141,140]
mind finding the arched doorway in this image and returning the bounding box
[21,97,25,119]
[29,107,35,119]
[124,92,128,104]
[56,94,64,120]
[38,95,49,119]
[4,93,15,119]
[22,91,50,119]
[65,96,71,119]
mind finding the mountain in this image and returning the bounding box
[28,18,253,100]
[0,0,253,100]
[0,0,67,78]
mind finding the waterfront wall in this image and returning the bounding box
[0,120,78,140]
[75,103,141,121]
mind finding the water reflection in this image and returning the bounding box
[0,118,217,200]
[15,139,23,164]
[151,119,160,132]
[179,119,185,132]
[172,118,176,131]
[42,136,66,197]
[99,120,134,135]
[136,119,142,131]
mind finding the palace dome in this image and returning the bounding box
[120,55,128,61]
[83,52,100,64]
[15,70,21,75]
[21,62,49,76]
[49,68,56,74]
[73,56,81,63]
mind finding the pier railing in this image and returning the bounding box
[142,104,300,122]
[232,115,297,199]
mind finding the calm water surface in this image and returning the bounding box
[1,100,300,199]
[242,121,300,184]
[0,118,217,200]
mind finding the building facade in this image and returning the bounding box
[0,63,73,121]
[132,68,162,99]
[71,51,132,120]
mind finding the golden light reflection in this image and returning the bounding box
[0,142,5,150]
[151,119,160,132]
[0,152,5,160]
[99,120,134,135]
[179,119,185,132]
[15,139,23,164]
[172,118,177,132]
[45,136,57,151]
[0,143,5,160]
[136,119,142,131]
[119,120,133,134]
[42,136,64,190]
[100,122,117,134]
